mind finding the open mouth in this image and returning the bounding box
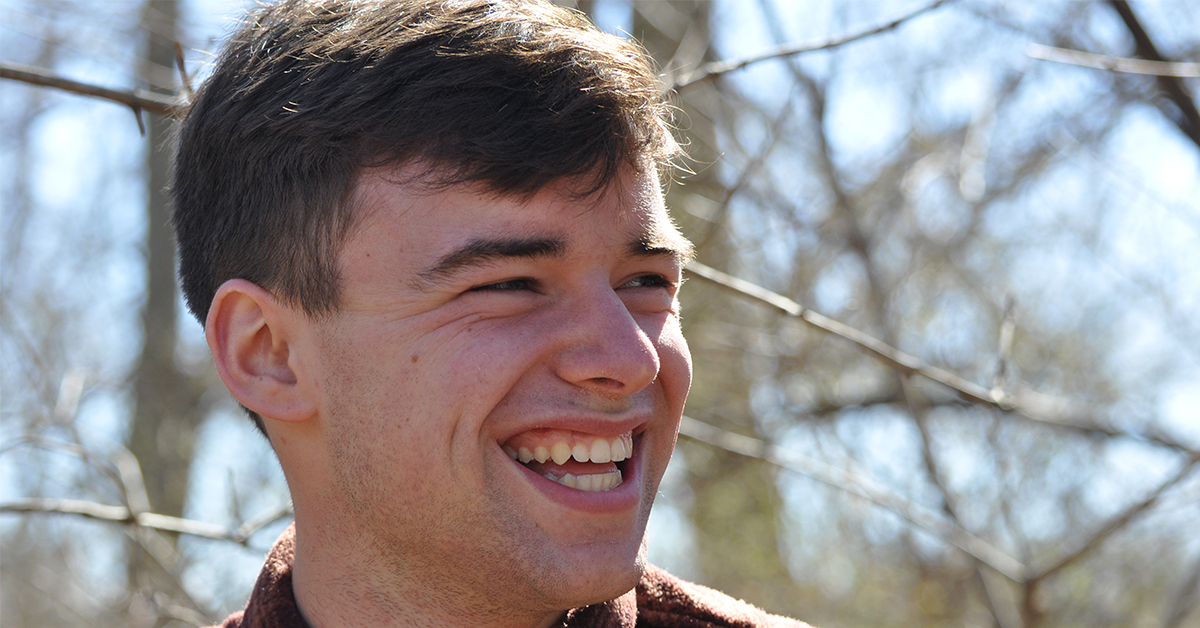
[502,429,634,492]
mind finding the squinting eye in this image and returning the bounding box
[470,278,538,292]
[623,275,673,289]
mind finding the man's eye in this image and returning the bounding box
[469,278,537,292]
[622,274,673,289]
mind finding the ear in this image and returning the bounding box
[206,279,317,423]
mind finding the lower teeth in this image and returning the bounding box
[544,470,623,492]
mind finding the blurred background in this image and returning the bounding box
[2,1,1198,627]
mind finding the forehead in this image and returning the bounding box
[347,165,692,268]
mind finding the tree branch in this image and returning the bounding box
[672,0,954,89]
[1027,43,1200,78]
[1106,0,1200,149]
[679,416,1029,582]
[0,61,180,118]
[686,260,1007,400]
[684,260,1199,457]
[1026,456,1200,581]
[0,497,292,546]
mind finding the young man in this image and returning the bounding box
[173,0,812,626]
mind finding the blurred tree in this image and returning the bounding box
[616,0,803,614]
[2,1,215,625]
[124,0,211,621]
[2,1,1198,627]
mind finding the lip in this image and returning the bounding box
[501,433,646,515]
[494,414,651,444]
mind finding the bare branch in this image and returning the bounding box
[3,497,130,522]
[1027,456,1200,581]
[127,524,216,623]
[1027,43,1200,78]
[686,260,1004,399]
[174,41,194,101]
[1107,0,1200,149]
[0,61,180,117]
[684,260,1199,456]
[991,296,1017,397]
[1,497,293,546]
[692,85,800,251]
[679,416,1029,581]
[672,0,954,89]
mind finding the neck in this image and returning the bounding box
[290,521,566,628]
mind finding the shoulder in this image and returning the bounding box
[635,565,815,628]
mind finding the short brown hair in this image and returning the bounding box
[172,0,677,325]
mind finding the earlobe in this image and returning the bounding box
[206,279,316,423]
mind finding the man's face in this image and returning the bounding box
[306,164,693,616]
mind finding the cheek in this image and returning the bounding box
[654,319,693,406]
[413,315,561,432]
[432,317,548,382]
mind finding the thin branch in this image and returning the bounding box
[1027,43,1200,78]
[679,416,1028,581]
[672,0,954,89]
[1,436,130,505]
[173,42,194,101]
[686,260,1005,401]
[1,498,293,546]
[126,522,216,623]
[1027,456,1200,581]
[232,502,295,544]
[1107,0,1200,149]
[692,84,801,251]
[684,260,1199,456]
[0,61,180,117]
[3,498,129,523]
[992,295,1017,398]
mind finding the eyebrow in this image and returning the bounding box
[414,229,696,290]
[416,236,567,287]
[630,232,696,265]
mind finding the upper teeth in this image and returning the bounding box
[503,434,632,465]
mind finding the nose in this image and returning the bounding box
[551,276,660,397]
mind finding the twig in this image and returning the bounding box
[991,295,1017,399]
[672,0,954,89]
[684,260,1199,456]
[232,502,295,544]
[0,497,292,546]
[109,444,151,515]
[174,42,194,101]
[679,416,1028,581]
[686,260,1007,402]
[1026,456,1200,581]
[0,61,179,117]
[1026,43,1200,78]
[1107,0,1200,150]
[1,436,130,504]
[127,522,215,623]
[692,84,800,251]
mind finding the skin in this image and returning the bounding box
[206,163,694,628]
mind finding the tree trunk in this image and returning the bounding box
[125,0,207,619]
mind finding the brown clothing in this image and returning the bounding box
[217,526,812,628]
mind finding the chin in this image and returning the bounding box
[529,532,649,609]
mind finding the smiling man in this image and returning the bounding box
[173,1,811,627]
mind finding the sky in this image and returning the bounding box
[2,0,1198,618]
